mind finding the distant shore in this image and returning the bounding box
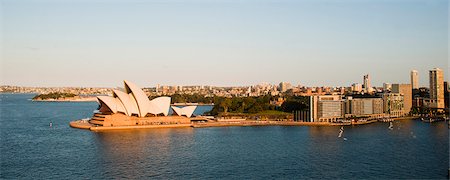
[32,97,97,102]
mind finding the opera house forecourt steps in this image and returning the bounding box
[69,80,197,131]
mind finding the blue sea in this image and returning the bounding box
[1,93,448,179]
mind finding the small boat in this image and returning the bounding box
[388,122,393,130]
[338,126,344,138]
[421,117,431,122]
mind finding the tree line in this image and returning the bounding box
[209,95,310,116]
[149,93,311,115]
[33,92,77,100]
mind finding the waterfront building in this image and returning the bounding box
[346,96,384,116]
[429,68,444,109]
[411,70,419,89]
[310,95,344,122]
[391,84,412,115]
[383,93,404,117]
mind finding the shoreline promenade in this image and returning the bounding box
[70,117,418,131]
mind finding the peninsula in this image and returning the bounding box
[33,92,97,102]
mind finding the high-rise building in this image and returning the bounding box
[444,81,449,109]
[392,84,412,115]
[363,74,372,93]
[411,70,419,89]
[279,82,292,93]
[429,68,444,109]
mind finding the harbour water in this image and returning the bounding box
[1,93,448,179]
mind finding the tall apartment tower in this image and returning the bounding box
[411,70,419,89]
[363,74,371,93]
[429,68,444,109]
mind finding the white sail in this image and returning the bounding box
[338,126,344,138]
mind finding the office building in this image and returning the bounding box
[346,97,384,116]
[411,70,419,89]
[429,68,444,109]
[383,93,404,117]
[392,84,412,115]
[363,74,371,93]
[310,95,344,122]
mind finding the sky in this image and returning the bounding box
[1,0,448,88]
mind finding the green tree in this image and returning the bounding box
[220,98,232,113]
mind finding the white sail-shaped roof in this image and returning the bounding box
[124,80,151,117]
[96,80,179,117]
[113,89,139,116]
[147,102,162,116]
[150,97,171,116]
[114,98,127,115]
[98,96,121,114]
[171,106,197,118]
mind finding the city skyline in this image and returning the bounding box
[0,68,447,88]
[1,1,448,179]
[1,0,448,87]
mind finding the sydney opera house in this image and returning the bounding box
[70,81,197,130]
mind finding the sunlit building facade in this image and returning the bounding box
[411,70,419,89]
[429,68,444,109]
[391,84,412,115]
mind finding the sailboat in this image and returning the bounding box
[388,122,394,130]
[338,126,344,138]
